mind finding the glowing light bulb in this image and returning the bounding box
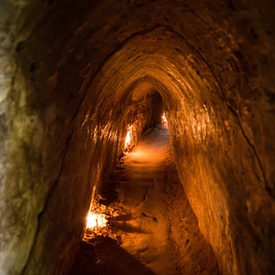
[162,113,167,123]
[126,131,131,144]
[125,129,131,149]
[86,212,107,229]
[87,212,97,228]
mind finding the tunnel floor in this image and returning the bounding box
[68,124,219,275]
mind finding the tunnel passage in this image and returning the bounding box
[69,122,219,275]
[1,0,275,275]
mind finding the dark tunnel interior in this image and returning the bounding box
[0,0,275,274]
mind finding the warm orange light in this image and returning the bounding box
[162,113,167,123]
[86,212,107,229]
[125,131,131,144]
[125,128,132,149]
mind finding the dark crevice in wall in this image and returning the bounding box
[233,112,271,195]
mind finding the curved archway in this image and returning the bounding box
[78,28,238,273]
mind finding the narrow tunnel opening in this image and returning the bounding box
[82,88,166,237]
[68,89,219,274]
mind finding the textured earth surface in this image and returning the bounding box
[1,1,274,274]
[69,124,218,275]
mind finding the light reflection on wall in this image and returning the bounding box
[162,113,167,124]
[124,126,133,151]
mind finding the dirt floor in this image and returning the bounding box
[68,124,219,275]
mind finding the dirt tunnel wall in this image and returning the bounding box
[0,0,275,274]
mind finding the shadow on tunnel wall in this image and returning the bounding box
[68,237,155,275]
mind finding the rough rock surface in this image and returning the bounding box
[0,0,274,274]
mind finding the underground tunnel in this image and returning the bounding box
[0,0,275,274]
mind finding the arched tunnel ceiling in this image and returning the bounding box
[0,0,275,274]
[19,0,275,184]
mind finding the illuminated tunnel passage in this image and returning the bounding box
[1,1,275,275]
[69,123,219,274]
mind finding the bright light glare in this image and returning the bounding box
[162,113,167,123]
[125,131,131,144]
[125,129,131,149]
[86,212,107,229]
